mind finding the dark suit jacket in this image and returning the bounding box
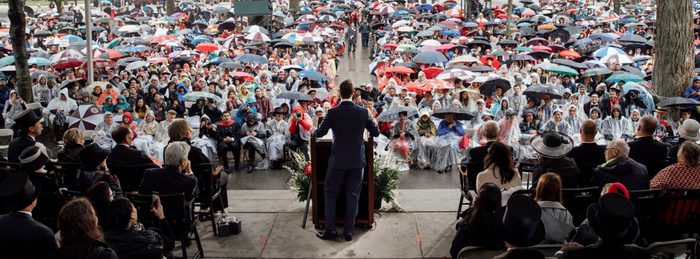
[107,144,155,166]
[0,211,58,258]
[627,136,670,164]
[467,141,494,165]
[8,134,35,163]
[568,143,607,166]
[312,101,380,170]
[139,166,198,202]
[583,102,602,118]
[560,241,650,259]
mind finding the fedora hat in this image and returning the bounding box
[79,143,111,170]
[19,145,50,174]
[530,132,574,158]
[493,195,546,247]
[0,172,41,211]
[14,109,43,132]
[587,193,639,242]
[679,119,700,141]
[272,107,286,115]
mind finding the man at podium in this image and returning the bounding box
[312,79,380,241]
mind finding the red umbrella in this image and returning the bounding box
[531,46,553,53]
[146,57,169,63]
[425,79,453,90]
[98,49,128,60]
[53,57,84,69]
[385,66,414,74]
[230,71,254,80]
[150,35,177,43]
[435,43,457,52]
[404,81,432,93]
[81,59,117,68]
[383,43,398,50]
[196,42,219,52]
[479,56,501,69]
[422,67,444,79]
[559,50,581,58]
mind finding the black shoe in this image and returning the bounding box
[437,169,444,174]
[316,231,338,240]
[445,165,452,172]
[345,232,353,241]
[248,166,254,174]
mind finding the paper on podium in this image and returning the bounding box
[316,129,370,142]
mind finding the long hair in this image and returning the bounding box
[85,181,111,230]
[463,183,502,247]
[57,197,105,246]
[534,172,563,203]
[483,141,516,184]
[106,198,134,231]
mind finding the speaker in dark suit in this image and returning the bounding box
[0,172,58,258]
[312,80,380,241]
[8,109,43,163]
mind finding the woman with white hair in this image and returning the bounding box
[563,104,584,133]
[131,110,166,162]
[539,108,574,136]
[92,111,118,149]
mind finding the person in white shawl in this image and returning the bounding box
[154,110,176,143]
[47,88,78,138]
[266,107,289,169]
[508,84,527,115]
[3,90,25,129]
[601,105,630,141]
[92,111,117,149]
[628,109,641,137]
[131,110,166,162]
[538,108,574,136]
[563,104,584,134]
[192,114,218,161]
[240,112,268,173]
[32,75,48,102]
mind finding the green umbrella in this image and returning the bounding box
[0,56,14,67]
[397,44,416,50]
[547,65,579,76]
[28,57,52,66]
[514,46,533,52]
[407,30,419,37]
[106,39,120,49]
[605,73,644,83]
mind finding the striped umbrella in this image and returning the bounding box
[69,105,103,131]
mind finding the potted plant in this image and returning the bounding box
[285,147,311,202]
[373,150,405,212]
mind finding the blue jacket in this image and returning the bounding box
[312,101,380,170]
[437,120,465,136]
[685,76,700,110]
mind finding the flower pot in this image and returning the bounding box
[374,196,382,210]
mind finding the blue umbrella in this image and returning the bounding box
[60,35,84,43]
[273,11,286,18]
[377,106,419,122]
[123,46,145,52]
[28,57,52,66]
[573,38,592,47]
[206,57,232,65]
[142,6,153,12]
[390,10,408,17]
[297,70,332,81]
[442,30,460,37]
[463,22,478,28]
[588,33,614,43]
[0,56,14,67]
[417,4,432,12]
[297,25,311,32]
[233,54,269,64]
[178,29,193,34]
[413,51,447,64]
[516,22,532,27]
[593,46,626,58]
[192,37,212,45]
[621,82,654,112]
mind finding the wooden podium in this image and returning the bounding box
[310,134,374,229]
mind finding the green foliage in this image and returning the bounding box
[373,149,404,211]
[285,143,311,202]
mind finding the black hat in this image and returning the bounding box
[273,107,285,115]
[19,145,50,173]
[0,172,41,211]
[530,132,574,158]
[587,193,639,242]
[246,112,258,122]
[493,195,545,247]
[79,143,111,170]
[588,91,600,97]
[15,109,43,132]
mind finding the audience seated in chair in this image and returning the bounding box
[216,112,242,172]
[139,142,199,205]
[667,119,699,163]
[104,198,175,259]
[20,144,59,193]
[106,125,155,166]
[492,195,546,258]
[651,141,700,196]
[628,115,670,164]
[450,182,504,259]
[532,132,580,189]
[567,120,606,166]
[571,183,637,246]
[8,109,43,163]
[535,173,574,244]
[77,143,122,198]
[476,141,522,205]
[57,128,84,163]
[50,198,118,259]
[590,140,649,191]
[85,181,115,231]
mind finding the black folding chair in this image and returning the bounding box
[575,163,599,188]
[562,187,600,226]
[628,188,662,244]
[127,193,204,259]
[641,160,672,180]
[0,160,20,172]
[651,188,700,242]
[456,163,472,219]
[108,163,159,193]
[191,163,225,235]
[52,161,82,190]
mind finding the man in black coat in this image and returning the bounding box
[627,115,670,164]
[591,140,649,191]
[346,23,358,54]
[583,92,603,118]
[599,87,622,119]
[216,112,242,171]
[8,109,43,163]
[557,193,650,259]
[107,125,156,166]
[465,121,499,188]
[0,172,58,258]
[359,19,370,48]
[568,120,606,165]
[139,142,198,203]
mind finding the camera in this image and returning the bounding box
[151,191,159,208]
[296,111,302,117]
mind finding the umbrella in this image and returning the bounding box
[183,92,223,103]
[436,69,475,81]
[59,78,84,89]
[622,66,646,78]
[605,73,644,83]
[469,66,495,73]
[619,34,647,44]
[233,54,269,64]
[297,70,332,81]
[196,42,218,52]
[582,68,612,77]
[220,62,244,70]
[27,57,52,66]
[657,97,700,108]
[376,106,419,122]
[276,91,313,101]
[547,65,579,76]
[53,57,85,69]
[432,107,474,121]
[552,59,587,70]
[0,56,14,67]
[424,79,453,90]
[523,84,563,100]
[68,105,103,131]
[480,77,511,95]
[30,70,58,80]
[413,51,447,64]
[125,60,149,70]
[385,66,414,74]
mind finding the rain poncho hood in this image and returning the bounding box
[114,94,131,111]
[102,95,115,112]
[177,83,189,101]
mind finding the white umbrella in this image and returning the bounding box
[125,60,150,70]
[118,25,141,33]
[68,105,104,131]
[244,32,271,41]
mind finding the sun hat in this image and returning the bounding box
[530,132,574,158]
[679,119,700,141]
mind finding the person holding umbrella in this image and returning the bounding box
[434,108,468,174]
[391,110,418,168]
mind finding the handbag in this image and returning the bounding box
[459,135,470,149]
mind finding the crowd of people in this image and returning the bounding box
[0,0,698,257]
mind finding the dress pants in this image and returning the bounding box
[362,33,369,47]
[324,167,364,234]
[217,141,240,168]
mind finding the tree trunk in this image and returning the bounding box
[166,0,175,16]
[8,0,32,103]
[466,0,472,22]
[289,0,299,11]
[613,0,621,15]
[53,0,63,13]
[653,0,694,113]
[504,0,513,38]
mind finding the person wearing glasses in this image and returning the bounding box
[590,139,650,191]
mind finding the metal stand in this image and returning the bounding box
[301,180,312,228]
